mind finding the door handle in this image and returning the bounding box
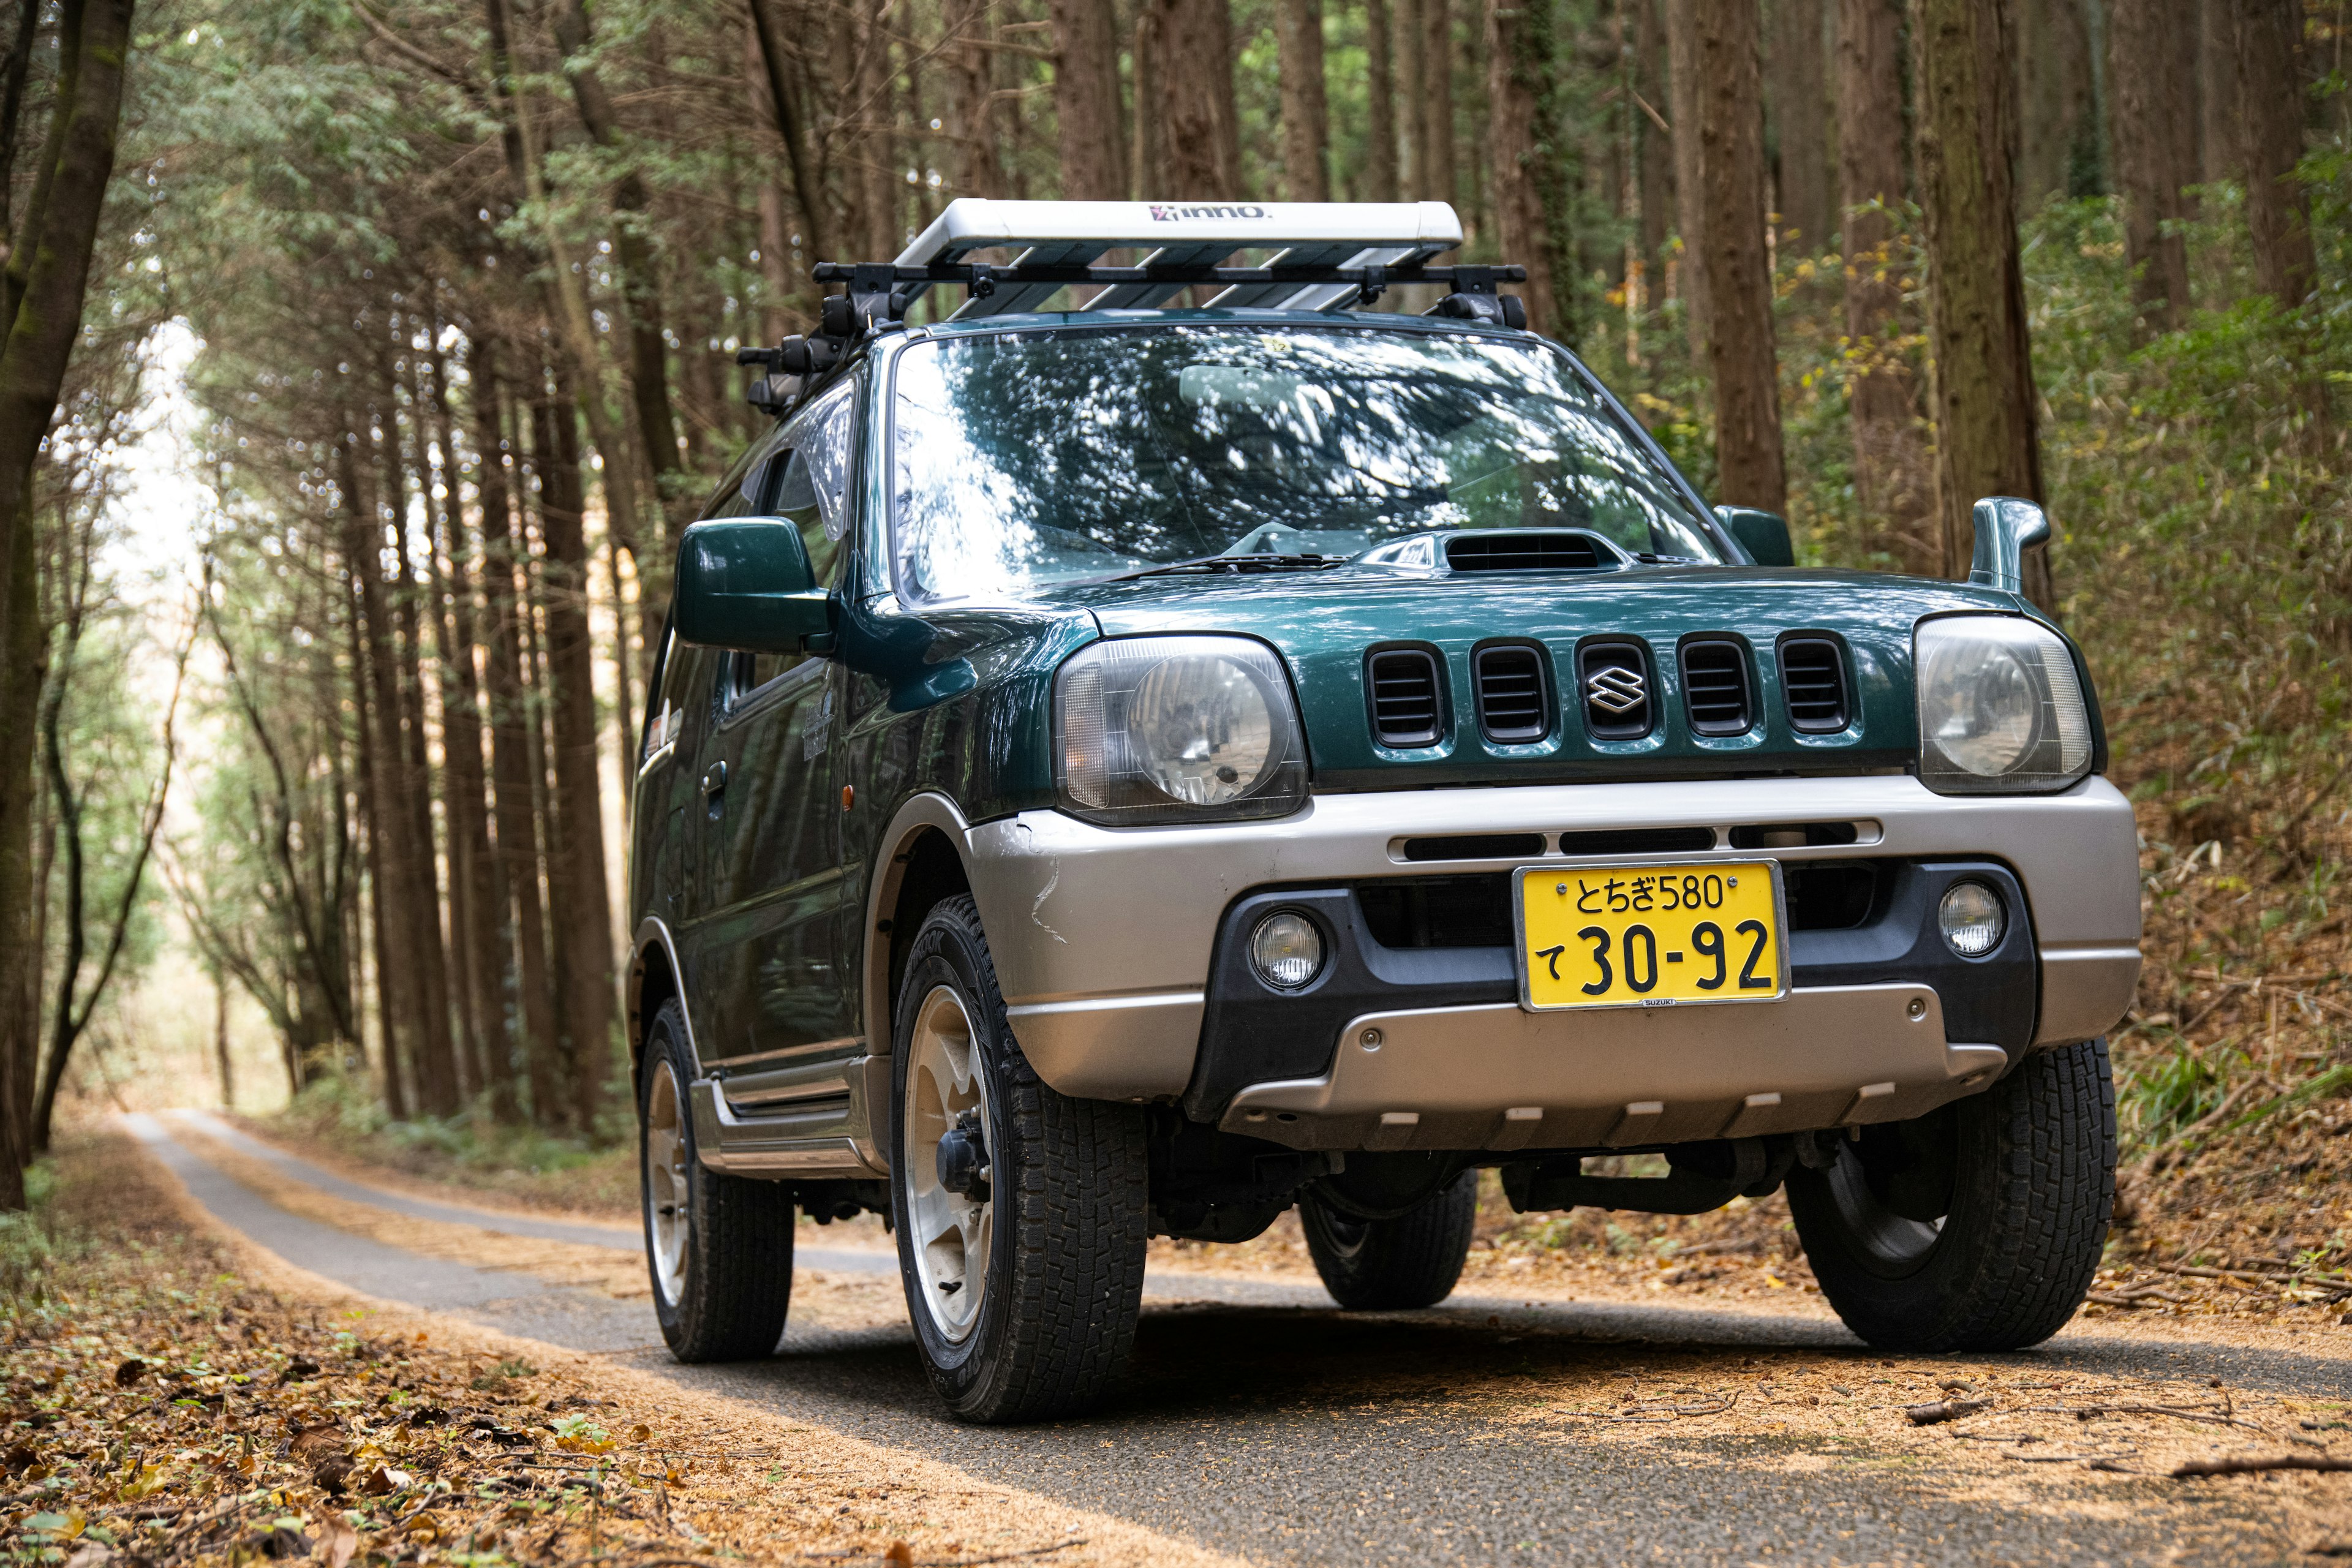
[700,760,728,796]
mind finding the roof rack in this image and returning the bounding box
[735,199,1529,413]
[882,197,1472,318]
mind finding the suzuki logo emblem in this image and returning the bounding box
[1586,664,1646,715]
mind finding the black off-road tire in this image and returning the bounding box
[641,1001,795,1362]
[1787,1038,2116,1353]
[1300,1170,1478,1310]
[891,895,1150,1423]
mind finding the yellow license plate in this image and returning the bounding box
[1513,861,1788,1011]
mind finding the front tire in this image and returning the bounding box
[891,895,1149,1423]
[1787,1038,2116,1352]
[1300,1170,1477,1310]
[640,1001,794,1362]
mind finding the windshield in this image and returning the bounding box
[890,325,1724,602]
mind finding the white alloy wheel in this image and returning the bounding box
[903,983,993,1343]
[644,1058,690,1304]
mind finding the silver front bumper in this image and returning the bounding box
[963,773,2142,1112]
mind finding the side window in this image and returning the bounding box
[776,385,856,589]
[643,628,705,763]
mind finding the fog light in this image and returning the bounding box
[1249,912,1324,989]
[1939,881,2004,957]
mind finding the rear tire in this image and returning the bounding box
[891,895,1150,1423]
[640,1001,794,1362]
[1300,1170,1477,1310]
[1787,1039,2115,1352]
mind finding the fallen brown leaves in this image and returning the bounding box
[0,1136,1109,1568]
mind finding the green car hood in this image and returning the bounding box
[1055,565,2035,791]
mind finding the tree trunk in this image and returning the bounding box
[2237,0,2318,310]
[1363,0,1399,200]
[549,0,688,565]
[214,973,233,1110]
[1131,0,1164,193]
[1278,0,1331,200]
[343,488,411,1121]
[2197,0,2240,186]
[2014,0,2097,209]
[1152,0,1242,196]
[380,382,463,1118]
[1913,0,2052,606]
[1839,0,1934,574]
[1486,0,1560,334]
[746,0,836,263]
[1697,0,1785,512]
[0,0,134,1209]
[1054,0,1127,198]
[1665,0,1710,355]
[849,0,899,257]
[1396,0,1422,196]
[2107,0,2194,330]
[529,374,617,1137]
[475,357,565,1127]
[948,0,1003,198]
[1419,0,1454,206]
[1634,0,1673,284]
[426,342,516,1120]
[1766,0,1829,252]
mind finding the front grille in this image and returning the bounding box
[1400,832,1548,862]
[1444,532,1604,571]
[1366,647,1444,747]
[1555,826,1716,858]
[1728,820,1861,850]
[1577,640,1653,739]
[1680,639,1753,735]
[1472,644,1551,742]
[1779,637,1850,732]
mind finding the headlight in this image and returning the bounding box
[1914,616,2093,794]
[1055,635,1309,824]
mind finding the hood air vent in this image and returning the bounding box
[1472,645,1551,742]
[1779,637,1850,733]
[1577,641,1653,739]
[1680,639,1754,735]
[1366,647,1444,747]
[1444,531,1605,572]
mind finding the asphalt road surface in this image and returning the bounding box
[128,1111,2351,1565]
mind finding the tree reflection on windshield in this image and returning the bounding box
[891,325,1719,602]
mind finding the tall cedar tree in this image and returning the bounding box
[1696,0,1786,513]
[1152,0,1242,195]
[2016,0,2097,209]
[2108,0,2196,330]
[1839,0,1933,573]
[1766,0,1829,252]
[1913,0,2054,606]
[1665,0,1710,355]
[1487,0,1559,334]
[1278,0,1332,200]
[1363,0,1400,200]
[1054,0,1128,199]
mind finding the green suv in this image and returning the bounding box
[627,200,2140,1423]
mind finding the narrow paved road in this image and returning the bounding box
[129,1112,2352,1565]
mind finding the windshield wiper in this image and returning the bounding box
[1098,552,1352,584]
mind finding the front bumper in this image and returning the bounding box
[965,774,2141,1134]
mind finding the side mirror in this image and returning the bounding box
[1967,497,2050,594]
[1714,505,1795,567]
[673,518,832,654]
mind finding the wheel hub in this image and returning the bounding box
[644,1060,690,1304]
[903,984,994,1343]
